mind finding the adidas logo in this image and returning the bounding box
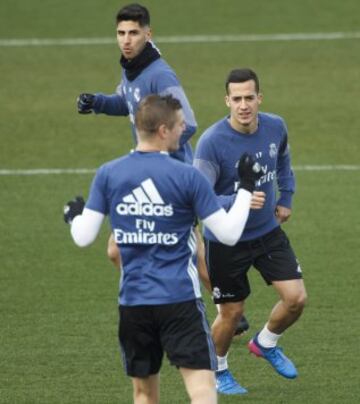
[116,178,174,217]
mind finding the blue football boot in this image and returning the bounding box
[248,334,298,379]
[215,369,248,395]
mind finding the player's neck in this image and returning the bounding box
[136,141,167,153]
[228,116,258,135]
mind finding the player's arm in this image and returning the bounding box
[193,156,264,210]
[160,86,197,144]
[193,135,237,209]
[71,208,105,247]
[154,67,197,144]
[64,167,108,246]
[193,157,232,207]
[77,84,129,116]
[198,154,265,246]
[276,124,295,221]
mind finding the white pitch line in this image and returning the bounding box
[0,165,359,176]
[0,168,96,175]
[293,165,360,171]
[1,31,360,47]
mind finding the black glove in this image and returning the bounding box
[64,196,85,224]
[237,153,263,193]
[77,93,95,114]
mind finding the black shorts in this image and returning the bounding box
[205,226,302,304]
[118,299,217,378]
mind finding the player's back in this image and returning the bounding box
[97,151,204,306]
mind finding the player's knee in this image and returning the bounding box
[219,303,244,323]
[187,381,216,404]
[133,385,158,404]
[133,391,155,404]
[285,291,307,314]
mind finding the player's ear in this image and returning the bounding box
[257,92,263,105]
[225,95,231,108]
[158,123,168,139]
[145,27,152,41]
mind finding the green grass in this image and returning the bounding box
[1,0,360,402]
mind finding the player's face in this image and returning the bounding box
[116,20,151,60]
[225,81,263,133]
[166,110,186,152]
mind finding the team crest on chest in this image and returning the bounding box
[269,143,278,158]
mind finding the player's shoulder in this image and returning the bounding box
[197,117,228,145]
[259,112,286,129]
[148,58,176,77]
[167,156,202,177]
[97,154,130,174]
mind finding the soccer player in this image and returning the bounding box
[64,94,265,404]
[76,3,196,264]
[194,68,307,395]
[76,3,250,335]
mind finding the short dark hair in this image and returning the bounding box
[116,3,150,26]
[225,68,260,94]
[135,94,182,136]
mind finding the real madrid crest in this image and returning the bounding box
[269,143,278,158]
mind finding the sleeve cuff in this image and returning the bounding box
[277,192,293,208]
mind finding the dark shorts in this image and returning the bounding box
[205,226,302,303]
[118,299,217,378]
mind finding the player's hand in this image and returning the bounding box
[237,153,263,192]
[250,191,266,209]
[77,93,95,114]
[64,196,85,224]
[275,205,292,223]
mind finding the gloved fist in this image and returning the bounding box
[237,153,263,193]
[77,93,95,114]
[64,196,85,224]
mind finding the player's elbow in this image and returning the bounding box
[73,238,90,248]
[71,233,94,248]
[70,224,97,247]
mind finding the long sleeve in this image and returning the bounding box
[202,189,252,245]
[276,132,295,208]
[160,85,197,145]
[193,157,236,211]
[92,93,129,116]
[70,208,105,247]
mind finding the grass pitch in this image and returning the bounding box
[1,0,359,402]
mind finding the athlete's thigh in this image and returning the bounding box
[158,300,217,371]
[119,306,163,378]
[254,227,302,284]
[205,239,253,303]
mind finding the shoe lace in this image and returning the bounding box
[267,346,285,364]
[217,371,236,387]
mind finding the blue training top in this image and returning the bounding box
[86,151,221,306]
[194,112,295,242]
[92,55,197,164]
